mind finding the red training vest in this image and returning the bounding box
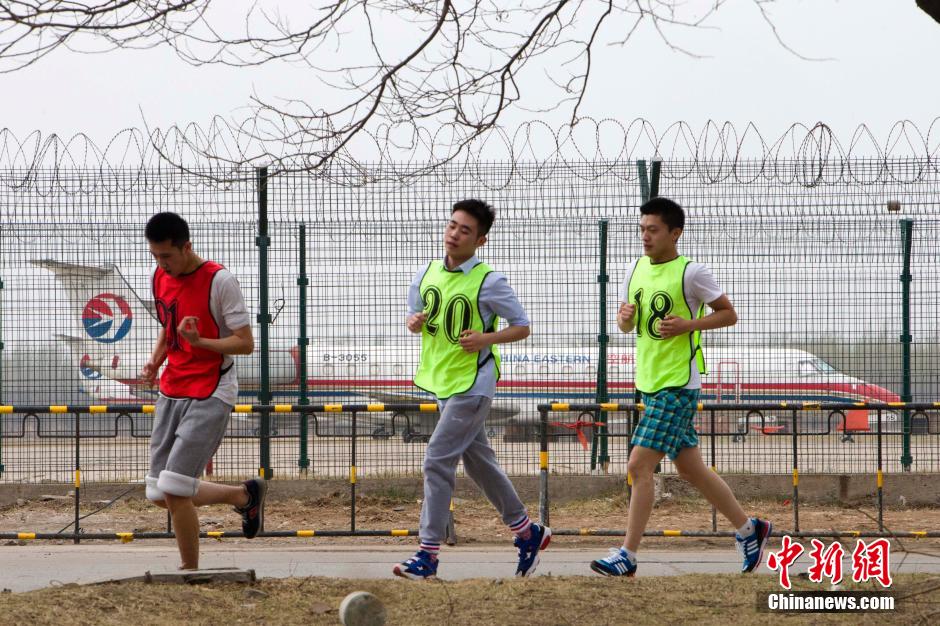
[153,261,228,399]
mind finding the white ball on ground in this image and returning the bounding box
[339,591,387,626]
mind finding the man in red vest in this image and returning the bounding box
[142,212,265,570]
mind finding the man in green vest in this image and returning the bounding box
[393,199,551,580]
[590,197,771,577]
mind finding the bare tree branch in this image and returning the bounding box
[0,0,825,174]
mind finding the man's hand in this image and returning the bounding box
[178,316,201,346]
[658,315,693,339]
[458,329,489,353]
[141,361,160,386]
[618,302,636,327]
[407,312,427,334]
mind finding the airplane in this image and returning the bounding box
[31,258,299,394]
[14,259,901,444]
[304,344,902,441]
[28,259,523,440]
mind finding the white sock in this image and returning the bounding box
[623,548,637,563]
[737,519,755,537]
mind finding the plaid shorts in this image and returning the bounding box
[631,388,700,460]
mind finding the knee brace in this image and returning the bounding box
[156,470,200,498]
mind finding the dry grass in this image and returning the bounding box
[0,574,935,625]
[5,490,940,547]
[4,491,938,624]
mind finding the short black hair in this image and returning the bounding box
[640,197,685,231]
[145,212,190,247]
[452,199,495,236]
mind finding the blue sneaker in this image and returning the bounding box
[514,523,551,577]
[736,518,772,573]
[393,550,439,580]
[590,547,637,577]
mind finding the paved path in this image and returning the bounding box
[2,543,940,592]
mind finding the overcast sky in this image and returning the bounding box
[0,0,938,159]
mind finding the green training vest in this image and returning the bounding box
[413,260,501,399]
[627,255,706,393]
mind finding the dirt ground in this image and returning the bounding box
[3,488,940,551]
[2,492,940,624]
[0,573,933,625]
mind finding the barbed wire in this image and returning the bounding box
[1,117,939,194]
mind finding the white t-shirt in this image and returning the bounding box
[619,260,724,389]
[208,269,251,406]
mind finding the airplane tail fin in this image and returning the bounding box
[31,259,158,345]
[34,259,157,385]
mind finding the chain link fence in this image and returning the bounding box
[2,158,939,486]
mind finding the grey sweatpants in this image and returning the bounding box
[420,394,528,544]
[146,395,231,500]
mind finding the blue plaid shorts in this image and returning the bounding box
[631,388,700,460]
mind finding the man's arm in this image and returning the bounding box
[141,327,167,385]
[459,272,530,353]
[694,294,738,330]
[617,302,637,333]
[617,267,637,333]
[658,295,737,338]
[459,324,529,352]
[176,270,255,354]
[177,318,254,355]
[406,263,430,334]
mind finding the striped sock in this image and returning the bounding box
[509,515,532,540]
[419,541,440,558]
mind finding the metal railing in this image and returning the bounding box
[2,401,940,542]
[538,402,940,538]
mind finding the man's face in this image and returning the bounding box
[149,239,191,277]
[639,213,680,259]
[444,210,486,260]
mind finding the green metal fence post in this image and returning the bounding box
[637,160,650,204]
[900,218,914,471]
[256,166,272,479]
[634,160,650,411]
[633,159,663,473]
[649,160,662,477]
[649,158,661,199]
[297,223,310,472]
[590,220,610,471]
[0,273,5,474]
[539,407,550,525]
[73,410,81,544]
[350,411,357,532]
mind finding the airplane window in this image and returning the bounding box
[799,358,837,376]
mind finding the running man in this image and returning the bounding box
[590,197,771,577]
[142,212,266,570]
[393,199,551,579]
